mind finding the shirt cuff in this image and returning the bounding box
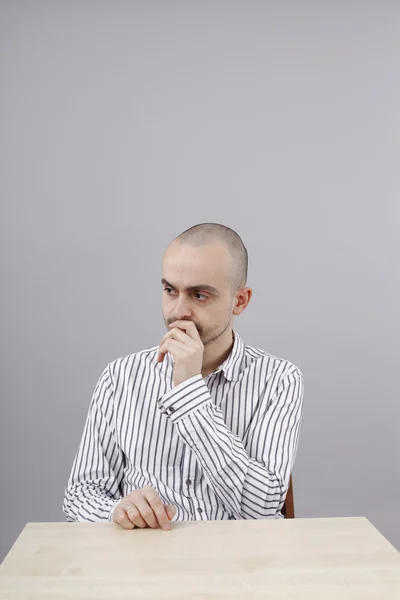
[108,498,122,522]
[157,374,211,423]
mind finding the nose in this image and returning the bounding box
[172,295,192,321]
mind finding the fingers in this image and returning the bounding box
[126,505,147,528]
[112,505,135,530]
[157,339,187,362]
[158,338,170,362]
[144,487,172,531]
[128,495,158,529]
[158,322,203,363]
[169,320,201,342]
[165,504,177,521]
[112,488,176,531]
[163,327,197,347]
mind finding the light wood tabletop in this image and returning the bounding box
[1,517,399,599]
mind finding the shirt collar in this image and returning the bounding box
[212,330,244,382]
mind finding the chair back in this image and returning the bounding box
[281,476,295,518]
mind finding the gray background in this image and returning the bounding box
[1,0,399,562]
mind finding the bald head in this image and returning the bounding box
[172,223,248,291]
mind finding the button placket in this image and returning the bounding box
[181,447,195,500]
[196,506,204,520]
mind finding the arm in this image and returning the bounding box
[157,365,303,519]
[63,366,124,522]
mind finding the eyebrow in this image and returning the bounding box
[161,278,220,295]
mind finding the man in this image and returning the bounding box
[63,223,304,531]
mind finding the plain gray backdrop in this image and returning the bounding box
[1,1,399,561]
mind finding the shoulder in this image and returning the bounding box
[90,346,160,414]
[104,345,160,383]
[242,341,303,382]
[241,343,304,408]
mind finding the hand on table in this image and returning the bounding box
[112,486,177,531]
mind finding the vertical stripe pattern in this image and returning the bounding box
[63,331,304,522]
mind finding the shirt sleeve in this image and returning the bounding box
[157,367,304,519]
[63,366,124,522]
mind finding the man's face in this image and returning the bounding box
[161,241,237,346]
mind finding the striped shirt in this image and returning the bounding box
[63,331,304,523]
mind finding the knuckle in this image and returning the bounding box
[152,499,164,512]
[158,513,166,524]
[127,510,138,523]
[155,510,165,524]
[144,486,157,498]
[135,520,147,528]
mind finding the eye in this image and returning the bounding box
[194,292,208,301]
[164,287,176,295]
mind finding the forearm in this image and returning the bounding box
[63,366,124,522]
[158,370,303,519]
[177,404,285,518]
[63,475,122,522]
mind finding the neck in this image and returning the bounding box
[201,327,235,378]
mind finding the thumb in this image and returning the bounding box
[165,504,177,520]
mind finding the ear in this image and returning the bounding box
[233,287,253,316]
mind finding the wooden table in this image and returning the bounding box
[1,517,399,599]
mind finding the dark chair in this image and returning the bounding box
[281,475,295,518]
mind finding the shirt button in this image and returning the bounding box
[197,507,203,514]
[186,479,192,486]
[168,407,175,414]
